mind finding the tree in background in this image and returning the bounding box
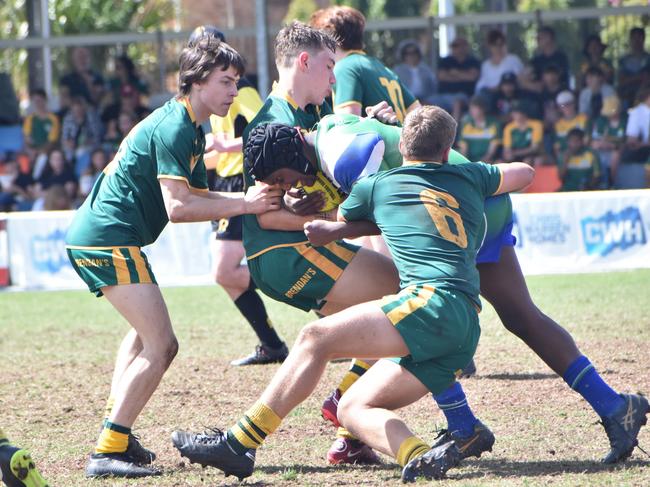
[285,0,319,22]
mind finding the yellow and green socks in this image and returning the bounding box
[226,402,281,455]
[396,436,430,467]
[337,359,371,395]
[95,421,130,454]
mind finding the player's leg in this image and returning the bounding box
[105,329,142,420]
[480,246,649,463]
[87,283,176,478]
[171,301,409,479]
[0,428,49,487]
[211,236,287,366]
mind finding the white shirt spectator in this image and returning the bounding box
[475,54,524,93]
[626,101,650,143]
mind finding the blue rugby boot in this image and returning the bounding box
[600,393,649,464]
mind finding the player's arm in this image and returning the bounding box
[335,103,362,116]
[492,163,535,194]
[304,219,380,247]
[160,178,281,223]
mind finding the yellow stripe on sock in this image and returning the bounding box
[396,436,429,467]
[338,372,360,395]
[128,248,152,284]
[95,427,129,454]
[245,402,281,435]
[230,423,261,449]
[336,427,357,440]
[230,402,282,450]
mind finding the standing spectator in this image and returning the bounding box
[520,26,570,92]
[59,47,105,107]
[579,34,614,87]
[392,40,438,105]
[622,86,650,164]
[578,67,615,118]
[554,90,588,163]
[559,128,601,191]
[502,100,543,165]
[618,27,650,108]
[475,30,524,104]
[35,148,77,204]
[437,37,481,120]
[458,96,501,163]
[62,96,102,177]
[588,95,626,187]
[23,88,60,178]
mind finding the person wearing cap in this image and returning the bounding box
[189,25,290,367]
[554,90,588,163]
[559,127,601,191]
[392,39,438,105]
[502,100,543,165]
[579,34,614,88]
[578,66,615,118]
[493,71,524,123]
[588,95,625,187]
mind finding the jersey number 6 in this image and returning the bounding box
[420,188,468,248]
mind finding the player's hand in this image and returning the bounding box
[366,101,399,125]
[284,189,325,215]
[243,184,283,214]
[304,220,343,246]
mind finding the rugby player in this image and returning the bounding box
[189,26,289,366]
[170,105,535,482]
[65,37,281,478]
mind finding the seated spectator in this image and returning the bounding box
[519,26,570,92]
[41,184,73,211]
[579,34,615,87]
[588,95,625,188]
[0,158,36,211]
[59,46,105,107]
[622,86,650,164]
[36,148,77,203]
[493,72,525,123]
[392,40,437,105]
[56,84,72,122]
[108,54,148,103]
[78,148,108,200]
[437,37,481,120]
[559,128,601,191]
[475,29,523,104]
[578,67,615,118]
[539,65,564,122]
[618,27,650,108]
[502,100,544,165]
[103,110,137,156]
[101,83,149,129]
[23,89,60,177]
[554,90,588,163]
[62,96,102,177]
[458,96,501,163]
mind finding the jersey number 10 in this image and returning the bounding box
[379,77,407,123]
[420,189,468,248]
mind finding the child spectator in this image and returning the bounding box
[62,96,102,177]
[560,128,601,191]
[554,90,588,163]
[578,67,615,118]
[458,96,501,163]
[588,95,625,188]
[392,40,438,105]
[622,86,650,164]
[23,89,60,180]
[437,37,481,120]
[618,27,650,108]
[475,30,524,103]
[78,148,108,200]
[35,148,77,204]
[502,100,543,165]
[579,34,614,87]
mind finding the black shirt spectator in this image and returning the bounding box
[438,37,481,97]
[59,47,104,107]
[531,27,570,87]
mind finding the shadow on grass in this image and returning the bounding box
[477,372,559,381]
[257,463,397,475]
[457,457,650,479]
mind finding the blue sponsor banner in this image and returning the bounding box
[524,213,571,245]
[30,228,72,274]
[581,206,647,256]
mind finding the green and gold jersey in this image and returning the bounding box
[340,161,502,307]
[560,148,600,191]
[242,87,333,259]
[208,80,263,178]
[554,113,588,152]
[503,119,543,150]
[333,51,417,123]
[23,112,60,148]
[587,115,626,144]
[459,115,501,161]
[66,97,207,248]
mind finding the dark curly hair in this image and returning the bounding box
[178,36,244,95]
[244,123,315,181]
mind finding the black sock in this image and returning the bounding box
[234,290,284,349]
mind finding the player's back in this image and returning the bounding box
[357,162,502,306]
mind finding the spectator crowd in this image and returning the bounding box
[0,25,649,212]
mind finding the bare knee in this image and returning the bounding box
[214,262,237,287]
[337,392,362,429]
[294,322,330,358]
[159,334,179,368]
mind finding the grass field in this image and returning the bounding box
[1,269,649,486]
